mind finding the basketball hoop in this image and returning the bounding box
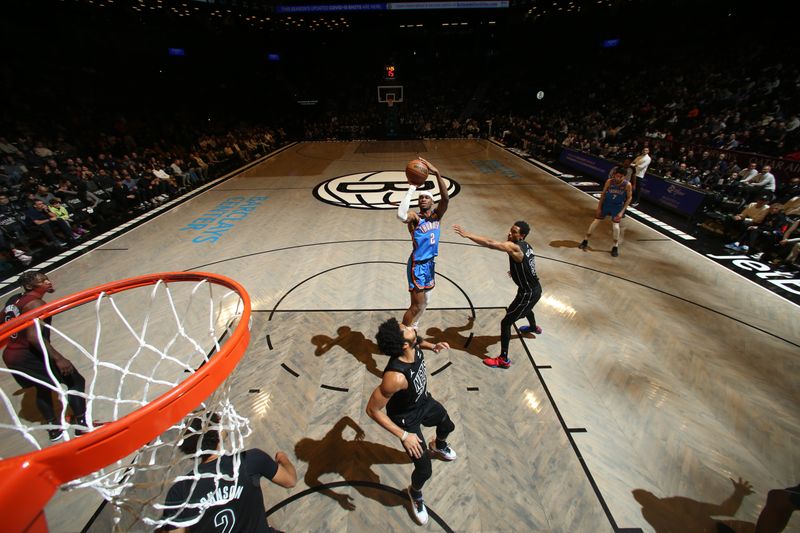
[0,272,251,532]
[386,95,395,108]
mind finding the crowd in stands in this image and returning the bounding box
[3,15,800,275]
[0,127,284,275]
[479,56,800,269]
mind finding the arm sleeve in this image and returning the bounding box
[397,185,417,222]
[244,448,279,486]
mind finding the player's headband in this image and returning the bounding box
[418,190,434,199]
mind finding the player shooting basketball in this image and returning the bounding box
[396,158,449,329]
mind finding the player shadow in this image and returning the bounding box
[632,477,756,533]
[294,416,411,511]
[311,326,383,379]
[549,239,583,249]
[550,238,615,253]
[13,387,52,423]
[424,315,531,360]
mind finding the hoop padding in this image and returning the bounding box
[0,272,251,532]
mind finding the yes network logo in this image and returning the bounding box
[313,171,460,209]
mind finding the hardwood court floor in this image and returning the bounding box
[4,139,797,532]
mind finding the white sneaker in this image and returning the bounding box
[429,440,457,461]
[407,487,429,525]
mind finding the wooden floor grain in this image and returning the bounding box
[1,140,797,532]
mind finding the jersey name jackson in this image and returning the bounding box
[199,483,244,510]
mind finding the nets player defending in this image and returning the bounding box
[159,415,297,532]
[366,317,455,525]
[396,157,450,329]
[2,271,87,441]
[578,166,632,257]
[453,221,543,369]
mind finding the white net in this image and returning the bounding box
[93,396,252,531]
[0,275,252,531]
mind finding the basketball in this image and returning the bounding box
[405,159,429,186]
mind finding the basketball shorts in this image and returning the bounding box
[407,256,435,291]
[598,204,625,219]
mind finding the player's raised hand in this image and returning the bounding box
[418,157,439,175]
[452,224,467,238]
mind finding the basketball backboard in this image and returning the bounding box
[377,85,404,104]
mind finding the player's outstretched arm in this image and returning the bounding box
[419,158,449,216]
[452,224,518,254]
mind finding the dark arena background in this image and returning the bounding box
[0,1,798,532]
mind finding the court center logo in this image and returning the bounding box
[313,171,460,209]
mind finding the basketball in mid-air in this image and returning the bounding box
[405,159,429,186]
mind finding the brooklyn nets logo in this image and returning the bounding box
[313,171,460,209]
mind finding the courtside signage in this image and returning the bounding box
[313,171,460,209]
[180,196,268,243]
[706,253,800,297]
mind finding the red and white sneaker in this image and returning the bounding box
[429,440,457,461]
[407,487,429,525]
[483,356,511,369]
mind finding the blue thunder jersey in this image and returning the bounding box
[410,212,441,262]
[602,179,630,211]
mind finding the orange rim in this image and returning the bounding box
[0,272,251,532]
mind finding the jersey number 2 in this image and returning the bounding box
[214,509,236,533]
[430,234,436,245]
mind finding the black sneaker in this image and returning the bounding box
[578,239,588,250]
[74,415,88,437]
[48,428,64,442]
[611,246,619,257]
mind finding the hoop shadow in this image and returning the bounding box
[311,326,383,379]
[632,477,755,533]
[294,416,411,511]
